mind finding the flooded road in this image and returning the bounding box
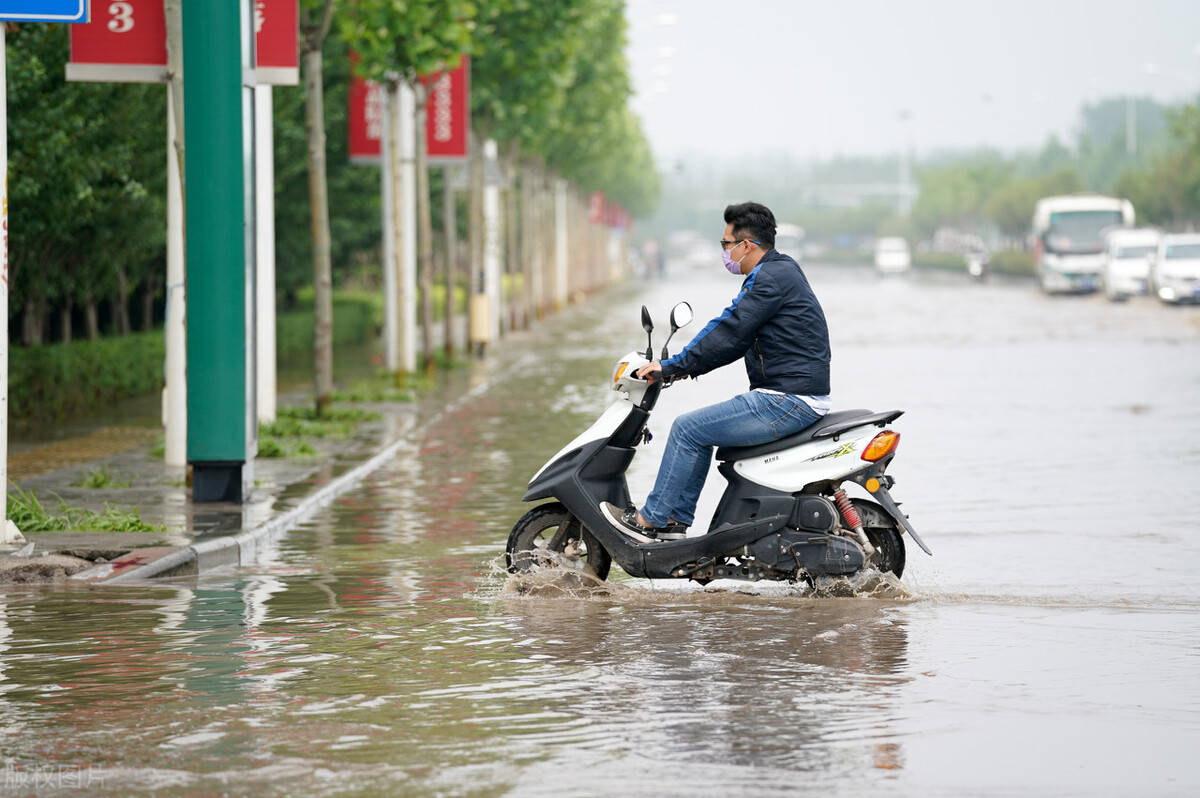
[2,264,1199,796]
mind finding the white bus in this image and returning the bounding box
[1033,195,1134,293]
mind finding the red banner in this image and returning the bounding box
[67,0,298,85]
[67,0,166,82]
[420,56,469,162]
[348,54,384,165]
[254,0,298,85]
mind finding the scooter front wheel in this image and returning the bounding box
[506,503,612,581]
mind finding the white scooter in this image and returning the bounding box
[506,303,931,585]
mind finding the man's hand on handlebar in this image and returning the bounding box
[635,362,663,383]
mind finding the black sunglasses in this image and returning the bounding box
[720,238,760,250]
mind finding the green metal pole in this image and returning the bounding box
[184,0,252,502]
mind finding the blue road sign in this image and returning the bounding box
[0,1,89,23]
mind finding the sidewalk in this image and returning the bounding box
[2,348,491,585]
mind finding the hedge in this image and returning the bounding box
[11,292,382,422]
[276,292,381,361]
[10,330,165,422]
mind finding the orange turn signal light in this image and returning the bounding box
[613,362,630,383]
[861,430,900,462]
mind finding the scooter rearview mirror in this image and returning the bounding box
[670,301,694,331]
[660,301,694,360]
[641,305,654,361]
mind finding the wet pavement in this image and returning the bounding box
[1,263,1198,796]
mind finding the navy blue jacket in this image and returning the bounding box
[660,250,831,395]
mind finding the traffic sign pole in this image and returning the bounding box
[1,29,10,539]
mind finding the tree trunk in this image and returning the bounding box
[467,135,484,356]
[442,165,457,358]
[21,298,45,347]
[503,149,521,329]
[115,265,132,335]
[520,163,537,322]
[303,44,334,416]
[141,271,160,331]
[84,297,100,341]
[60,298,73,344]
[414,82,435,372]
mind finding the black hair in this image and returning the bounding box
[724,201,776,249]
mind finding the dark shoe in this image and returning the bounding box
[600,502,664,543]
[623,505,688,541]
[658,521,688,541]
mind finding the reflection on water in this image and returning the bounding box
[0,266,1198,795]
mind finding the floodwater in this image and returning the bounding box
[2,263,1199,796]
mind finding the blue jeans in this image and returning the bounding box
[640,391,823,528]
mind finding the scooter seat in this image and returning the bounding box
[715,408,903,462]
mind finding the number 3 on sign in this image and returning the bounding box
[107,1,134,34]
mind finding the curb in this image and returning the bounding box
[73,376,495,584]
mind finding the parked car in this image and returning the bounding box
[1151,233,1200,304]
[874,237,911,274]
[1101,227,1160,301]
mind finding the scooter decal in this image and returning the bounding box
[808,442,856,462]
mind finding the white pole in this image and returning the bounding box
[164,88,187,467]
[379,86,397,372]
[0,30,8,534]
[554,177,568,310]
[483,139,502,342]
[254,84,276,424]
[398,82,417,374]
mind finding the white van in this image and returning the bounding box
[1151,233,1200,304]
[874,237,911,274]
[1033,195,1134,293]
[1101,228,1160,301]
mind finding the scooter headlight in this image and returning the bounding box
[861,430,900,462]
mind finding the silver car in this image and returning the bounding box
[1151,234,1200,305]
[1101,228,1160,301]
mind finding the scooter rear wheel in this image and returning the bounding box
[506,503,612,581]
[853,499,906,578]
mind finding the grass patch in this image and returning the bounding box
[7,485,165,532]
[277,405,381,423]
[260,416,356,440]
[149,435,165,459]
[257,436,319,458]
[331,384,416,403]
[71,465,133,489]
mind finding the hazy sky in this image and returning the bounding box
[625,0,1200,161]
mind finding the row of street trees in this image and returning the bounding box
[6,1,659,416]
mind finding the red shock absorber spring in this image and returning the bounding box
[832,487,875,555]
[832,488,862,529]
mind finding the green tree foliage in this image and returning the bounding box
[909,153,1010,237]
[471,0,658,214]
[471,0,588,147]
[985,168,1084,237]
[7,24,164,343]
[342,0,474,81]
[1115,104,1200,228]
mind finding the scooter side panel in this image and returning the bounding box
[732,426,881,492]
[530,398,636,483]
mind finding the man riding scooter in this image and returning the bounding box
[601,201,833,540]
